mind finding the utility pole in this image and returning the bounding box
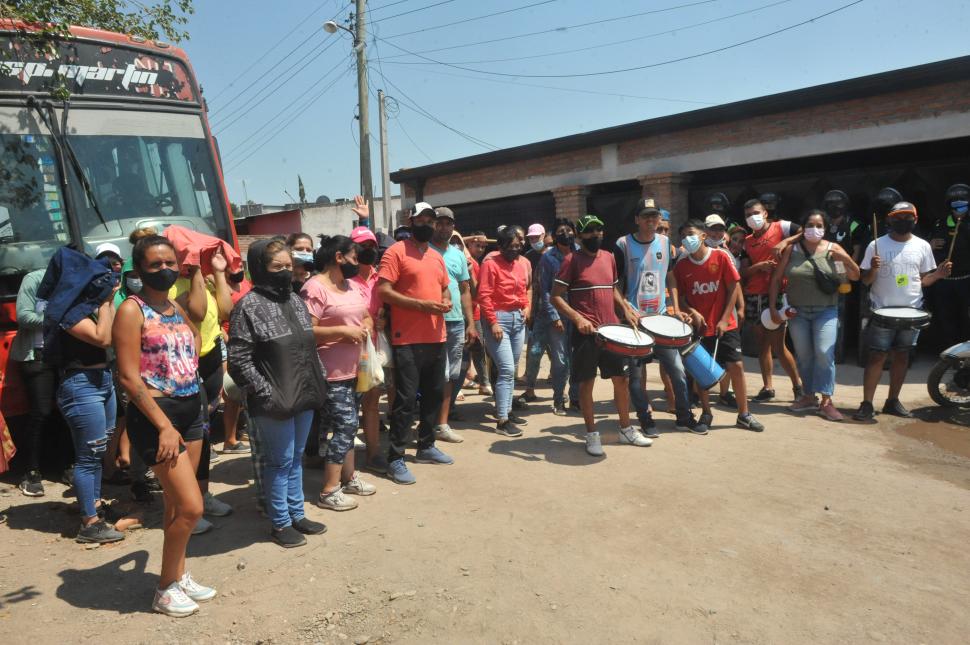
[242,179,250,217]
[378,89,393,234]
[354,0,375,231]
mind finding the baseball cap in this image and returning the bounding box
[704,214,726,228]
[637,198,661,218]
[660,208,671,222]
[526,223,545,238]
[95,242,122,259]
[888,201,918,220]
[435,206,455,221]
[350,226,377,245]
[411,201,435,218]
[576,214,605,233]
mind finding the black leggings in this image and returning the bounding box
[20,360,60,471]
[195,341,224,482]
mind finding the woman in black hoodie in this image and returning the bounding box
[228,239,328,547]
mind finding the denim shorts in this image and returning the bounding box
[443,320,465,382]
[867,322,919,353]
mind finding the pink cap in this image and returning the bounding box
[350,226,377,244]
[526,223,545,238]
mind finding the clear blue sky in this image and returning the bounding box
[180,0,970,205]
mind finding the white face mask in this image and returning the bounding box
[746,214,765,231]
[804,227,825,242]
[704,237,723,248]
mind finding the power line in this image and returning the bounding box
[364,0,415,17]
[375,0,867,79]
[382,0,561,39]
[369,0,462,25]
[394,114,435,164]
[378,0,721,59]
[386,0,795,66]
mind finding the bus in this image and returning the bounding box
[0,22,238,417]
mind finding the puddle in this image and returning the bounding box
[885,406,970,489]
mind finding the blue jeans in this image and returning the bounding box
[649,347,691,421]
[445,320,466,409]
[483,310,526,420]
[252,409,314,530]
[788,305,838,396]
[524,317,575,406]
[57,368,117,519]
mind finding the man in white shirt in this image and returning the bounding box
[854,202,952,420]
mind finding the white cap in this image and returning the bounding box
[411,202,435,218]
[704,214,726,228]
[95,242,122,259]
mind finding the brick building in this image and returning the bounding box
[390,56,970,241]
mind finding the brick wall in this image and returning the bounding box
[425,148,600,195]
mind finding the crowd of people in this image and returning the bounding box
[7,182,968,617]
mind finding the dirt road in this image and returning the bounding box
[2,357,969,644]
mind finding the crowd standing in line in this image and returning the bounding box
[7,182,966,617]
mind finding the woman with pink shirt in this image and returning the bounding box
[301,235,377,512]
[478,225,532,437]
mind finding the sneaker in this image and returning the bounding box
[342,471,377,496]
[699,412,714,430]
[19,470,44,497]
[220,442,250,454]
[676,416,708,435]
[507,413,528,425]
[415,446,454,465]
[717,392,738,409]
[179,572,216,602]
[793,384,805,399]
[520,391,539,403]
[618,426,653,447]
[387,459,416,485]
[434,424,464,444]
[585,431,604,457]
[293,516,327,535]
[853,401,875,421]
[818,401,844,421]
[737,413,765,432]
[363,454,389,475]
[76,520,125,544]
[789,395,820,413]
[317,487,358,511]
[512,396,529,411]
[754,387,775,402]
[479,384,493,396]
[153,581,199,617]
[192,517,213,535]
[882,398,914,418]
[496,420,523,437]
[553,405,568,417]
[271,525,307,548]
[203,492,233,517]
[639,413,659,438]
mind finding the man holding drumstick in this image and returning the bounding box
[552,215,653,457]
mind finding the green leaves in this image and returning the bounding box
[1,1,194,43]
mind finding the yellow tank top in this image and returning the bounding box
[169,277,219,357]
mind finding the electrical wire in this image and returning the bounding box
[375,0,867,79]
[382,0,561,39]
[364,0,416,17]
[369,0,462,25]
[386,0,795,66]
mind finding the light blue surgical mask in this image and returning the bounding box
[531,241,544,252]
[682,235,702,254]
[952,200,968,215]
[293,251,314,264]
[125,276,143,294]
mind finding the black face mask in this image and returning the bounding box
[267,269,293,292]
[556,233,575,247]
[340,262,361,279]
[581,236,602,253]
[141,267,179,292]
[500,248,520,262]
[228,271,246,284]
[890,219,915,235]
[358,247,378,265]
[411,224,434,243]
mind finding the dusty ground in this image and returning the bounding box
[2,356,969,644]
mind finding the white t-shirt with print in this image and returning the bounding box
[860,234,936,309]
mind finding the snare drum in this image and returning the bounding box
[870,307,932,331]
[596,324,655,358]
[639,315,693,348]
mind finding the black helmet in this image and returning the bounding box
[759,191,780,212]
[944,183,970,210]
[874,187,903,218]
[706,192,729,214]
[823,190,849,216]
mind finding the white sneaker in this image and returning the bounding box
[179,572,217,602]
[191,517,213,535]
[585,431,604,457]
[342,472,377,496]
[434,424,464,443]
[618,426,653,447]
[317,487,359,511]
[153,581,199,617]
[203,492,232,517]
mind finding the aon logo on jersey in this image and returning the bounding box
[691,280,718,295]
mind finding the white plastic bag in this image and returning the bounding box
[356,333,385,392]
[375,330,392,367]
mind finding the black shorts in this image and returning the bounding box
[700,329,743,366]
[571,332,630,382]
[127,394,206,467]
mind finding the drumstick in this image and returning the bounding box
[946,214,964,262]
[712,334,720,367]
[872,212,879,257]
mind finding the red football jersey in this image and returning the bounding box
[673,248,740,337]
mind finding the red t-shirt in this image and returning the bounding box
[222,279,252,334]
[555,250,618,328]
[743,220,792,295]
[478,253,531,325]
[377,239,450,346]
[673,248,740,337]
[469,259,481,321]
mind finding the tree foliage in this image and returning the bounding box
[0,1,194,45]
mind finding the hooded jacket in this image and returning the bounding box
[227,239,327,419]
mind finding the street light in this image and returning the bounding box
[323,20,362,51]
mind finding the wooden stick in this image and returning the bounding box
[946,215,964,263]
[872,213,879,257]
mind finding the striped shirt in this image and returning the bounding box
[555,249,618,328]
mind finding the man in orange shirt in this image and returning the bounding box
[376,202,454,485]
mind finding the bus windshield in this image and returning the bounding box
[0,106,229,297]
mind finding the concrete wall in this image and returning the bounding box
[300,196,402,239]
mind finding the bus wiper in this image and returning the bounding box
[25,97,109,232]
